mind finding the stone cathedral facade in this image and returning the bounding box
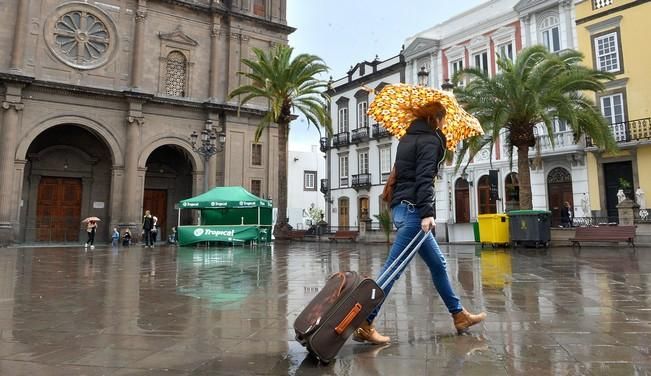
[0,0,292,243]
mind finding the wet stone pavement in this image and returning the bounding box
[0,242,650,376]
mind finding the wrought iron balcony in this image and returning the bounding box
[586,118,651,147]
[351,173,372,190]
[371,123,391,139]
[332,132,350,148]
[319,137,330,152]
[350,127,370,144]
[320,178,328,194]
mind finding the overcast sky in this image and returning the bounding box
[286,0,485,151]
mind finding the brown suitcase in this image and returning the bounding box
[294,231,429,362]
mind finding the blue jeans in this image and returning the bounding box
[366,202,462,323]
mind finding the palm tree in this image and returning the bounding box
[229,44,332,237]
[453,46,616,210]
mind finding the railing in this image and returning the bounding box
[536,131,579,152]
[586,118,651,146]
[593,0,612,9]
[332,132,350,147]
[352,173,372,189]
[371,124,391,139]
[571,217,618,227]
[350,127,370,143]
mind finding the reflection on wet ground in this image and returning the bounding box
[0,243,650,375]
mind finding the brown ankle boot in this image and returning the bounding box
[352,322,390,345]
[452,308,486,334]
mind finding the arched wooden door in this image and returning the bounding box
[338,197,349,229]
[454,178,470,223]
[478,175,497,214]
[547,167,573,227]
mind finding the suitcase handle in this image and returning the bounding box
[334,303,362,335]
[377,230,430,290]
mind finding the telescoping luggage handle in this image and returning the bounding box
[376,230,430,290]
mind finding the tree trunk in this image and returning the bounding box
[516,145,533,210]
[273,121,290,238]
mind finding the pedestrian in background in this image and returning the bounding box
[151,215,159,244]
[560,201,573,228]
[112,227,120,247]
[85,220,97,249]
[122,229,132,246]
[142,210,154,248]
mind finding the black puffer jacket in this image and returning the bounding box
[390,119,446,218]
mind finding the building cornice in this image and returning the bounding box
[0,73,266,116]
[327,60,406,96]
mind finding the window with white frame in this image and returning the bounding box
[450,58,465,86]
[540,16,561,52]
[338,107,349,133]
[554,118,568,133]
[379,147,391,182]
[594,32,621,73]
[357,101,368,128]
[358,151,369,174]
[304,171,316,191]
[497,42,514,62]
[473,51,489,75]
[339,155,349,186]
[600,93,626,141]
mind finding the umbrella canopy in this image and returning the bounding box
[82,216,101,223]
[368,84,483,150]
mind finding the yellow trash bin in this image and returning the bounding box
[477,213,510,246]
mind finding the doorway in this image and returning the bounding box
[454,178,470,223]
[547,167,573,227]
[143,189,167,238]
[36,177,82,242]
[338,197,349,229]
[603,161,633,222]
[477,175,497,214]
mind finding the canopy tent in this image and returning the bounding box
[177,186,273,246]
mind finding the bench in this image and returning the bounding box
[569,226,636,251]
[328,230,359,242]
[288,230,308,240]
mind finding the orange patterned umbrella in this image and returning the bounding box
[367,84,483,150]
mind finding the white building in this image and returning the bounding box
[287,145,326,229]
[324,55,405,229]
[402,0,587,242]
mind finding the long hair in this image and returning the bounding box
[412,102,446,129]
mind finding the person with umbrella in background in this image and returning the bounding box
[82,217,100,249]
[352,84,487,345]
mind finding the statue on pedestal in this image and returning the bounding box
[617,189,626,204]
[581,193,590,217]
[636,187,646,209]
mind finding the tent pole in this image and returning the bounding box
[177,208,181,228]
[258,207,260,226]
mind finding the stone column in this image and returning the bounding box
[131,0,147,89]
[617,199,639,226]
[227,31,242,100]
[123,116,143,226]
[561,0,575,49]
[9,0,30,72]
[520,15,532,47]
[209,15,222,101]
[0,98,24,242]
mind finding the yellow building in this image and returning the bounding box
[576,0,651,221]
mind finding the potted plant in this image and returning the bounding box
[619,178,633,199]
[374,209,392,244]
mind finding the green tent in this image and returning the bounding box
[177,186,273,246]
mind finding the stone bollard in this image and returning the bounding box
[617,199,639,226]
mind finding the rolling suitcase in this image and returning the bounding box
[294,230,429,362]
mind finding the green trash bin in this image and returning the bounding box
[508,210,551,248]
[472,222,480,242]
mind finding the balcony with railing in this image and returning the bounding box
[371,124,391,139]
[351,173,372,190]
[592,0,612,9]
[586,118,651,147]
[534,131,582,155]
[350,127,370,144]
[332,132,350,148]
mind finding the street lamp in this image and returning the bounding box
[441,78,455,92]
[190,120,226,192]
[417,66,429,86]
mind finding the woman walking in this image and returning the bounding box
[355,85,486,345]
[85,220,97,249]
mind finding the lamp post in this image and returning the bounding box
[441,78,455,92]
[190,120,226,193]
